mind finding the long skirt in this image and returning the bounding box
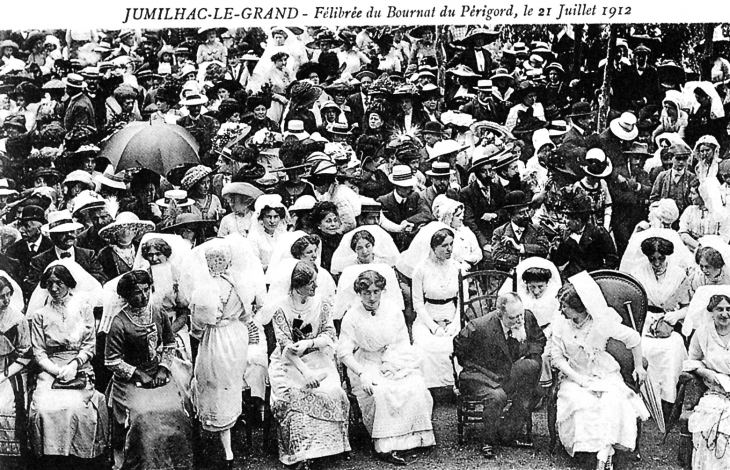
[643,333,688,403]
[350,347,435,453]
[29,355,108,458]
[412,320,456,389]
[192,320,248,432]
[270,350,351,465]
[110,379,193,470]
[0,373,25,457]
[556,373,649,456]
[689,390,730,470]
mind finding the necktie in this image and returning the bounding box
[60,252,71,259]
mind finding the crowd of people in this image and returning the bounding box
[1,22,730,470]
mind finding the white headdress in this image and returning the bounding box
[333,263,404,320]
[26,259,103,316]
[395,221,451,278]
[620,227,694,273]
[0,270,23,314]
[499,257,562,327]
[684,284,730,336]
[330,225,401,275]
[568,271,622,324]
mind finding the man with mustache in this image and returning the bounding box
[454,292,546,458]
[491,191,549,272]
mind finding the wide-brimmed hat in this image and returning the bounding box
[63,170,95,189]
[490,68,514,82]
[491,148,519,171]
[0,178,17,197]
[306,159,337,179]
[18,205,46,223]
[545,62,566,75]
[409,26,436,40]
[42,210,84,233]
[31,167,61,185]
[623,142,652,158]
[567,102,594,118]
[360,198,383,214]
[180,165,214,191]
[425,161,455,178]
[532,128,555,153]
[296,61,326,82]
[429,140,468,161]
[161,213,214,233]
[98,212,155,241]
[0,40,19,52]
[448,64,480,78]
[502,190,530,210]
[71,191,106,215]
[198,27,228,37]
[458,27,501,46]
[388,165,418,187]
[468,144,502,173]
[306,30,342,49]
[289,195,317,213]
[3,115,26,131]
[476,79,493,91]
[42,79,65,90]
[419,83,441,98]
[221,182,264,200]
[669,142,693,157]
[523,54,545,71]
[393,83,418,97]
[63,73,86,89]
[96,171,127,191]
[283,120,310,140]
[319,100,341,115]
[289,81,323,107]
[179,92,208,106]
[355,70,376,82]
[609,112,639,141]
[156,189,194,208]
[581,148,613,178]
[327,122,352,136]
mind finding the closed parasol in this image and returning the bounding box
[99,121,200,178]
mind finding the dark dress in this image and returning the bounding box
[0,309,31,458]
[105,305,193,470]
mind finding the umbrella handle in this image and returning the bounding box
[624,300,638,331]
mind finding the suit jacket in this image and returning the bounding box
[650,169,697,215]
[550,223,618,278]
[393,108,430,131]
[377,191,432,250]
[26,246,107,296]
[418,186,460,220]
[454,310,545,393]
[459,180,507,248]
[461,97,504,124]
[76,227,108,254]
[345,92,367,128]
[63,92,96,132]
[491,222,549,271]
[6,236,54,294]
[558,126,590,177]
[446,48,493,79]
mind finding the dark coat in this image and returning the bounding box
[558,126,591,177]
[446,48,493,79]
[6,236,54,296]
[345,92,367,128]
[76,227,108,254]
[26,246,107,295]
[459,180,507,248]
[97,245,136,281]
[63,92,96,132]
[417,186,460,220]
[649,169,697,215]
[460,97,503,123]
[550,223,618,278]
[491,222,549,271]
[377,191,432,250]
[453,309,545,394]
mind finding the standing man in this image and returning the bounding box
[559,102,595,179]
[63,74,96,132]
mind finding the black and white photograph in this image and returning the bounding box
[0,18,729,470]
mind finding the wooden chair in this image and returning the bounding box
[547,269,648,457]
[674,371,707,468]
[453,269,525,445]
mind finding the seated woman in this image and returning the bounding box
[105,270,193,470]
[551,272,649,470]
[683,291,730,470]
[679,181,730,251]
[330,225,400,277]
[0,273,30,465]
[248,194,289,272]
[432,195,482,270]
[499,257,562,389]
[623,235,689,420]
[688,236,730,296]
[267,260,350,470]
[27,261,108,463]
[408,227,460,389]
[337,268,435,465]
[97,212,155,281]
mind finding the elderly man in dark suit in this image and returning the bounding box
[550,193,619,278]
[492,191,549,272]
[377,165,432,250]
[460,145,508,260]
[345,70,374,128]
[558,102,595,178]
[5,205,54,298]
[649,141,697,218]
[26,210,106,294]
[63,73,96,132]
[454,292,546,457]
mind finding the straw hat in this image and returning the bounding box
[63,170,95,189]
[156,189,194,208]
[42,210,84,233]
[388,165,418,187]
[0,178,18,197]
[425,161,455,178]
[96,171,127,191]
[221,182,264,200]
[429,140,468,161]
[179,92,208,106]
[289,195,317,213]
[71,191,107,215]
[609,112,639,141]
[98,212,155,241]
[283,120,310,141]
[161,213,214,233]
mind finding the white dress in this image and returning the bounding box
[338,303,435,453]
[550,315,649,456]
[411,256,460,388]
[629,262,689,403]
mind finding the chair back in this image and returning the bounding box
[458,269,515,327]
[591,269,648,390]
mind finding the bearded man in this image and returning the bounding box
[491,190,549,272]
